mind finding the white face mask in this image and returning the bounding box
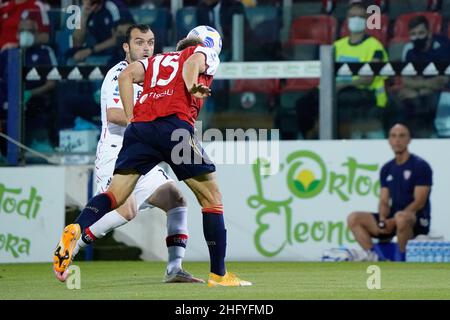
[348,17,366,33]
[19,31,35,48]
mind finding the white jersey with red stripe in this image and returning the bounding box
[99,60,142,145]
[95,60,173,209]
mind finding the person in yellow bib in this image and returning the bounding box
[334,1,388,139]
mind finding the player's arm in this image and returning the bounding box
[182,52,211,99]
[118,61,145,120]
[403,186,431,215]
[107,108,128,127]
[378,187,390,222]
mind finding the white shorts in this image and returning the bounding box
[95,146,173,211]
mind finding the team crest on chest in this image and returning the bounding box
[403,170,411,180]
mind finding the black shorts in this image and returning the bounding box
[372,213,430,240]
[114,115,216,181]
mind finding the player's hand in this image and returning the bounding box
[73,48,92,62]
[189,83,211,99]
[378,218,395,235]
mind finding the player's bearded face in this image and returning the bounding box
[128,30,155,62]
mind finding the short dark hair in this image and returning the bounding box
[349,0,366,11]
[390,122,412,137]
[176,37,204,51]
[408,15,429,31]
[125,24,152,44]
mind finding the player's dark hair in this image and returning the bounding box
[408,15,430,31]
[390,122,412,137]
[126,24,152,44]
[176,37,204,51]
[348,1,366,11]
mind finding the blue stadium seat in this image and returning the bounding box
[175,7,197,41]
[245,6,281,45]
[47,9,61,45]
[55,29,73,64]
[130,8,171,48]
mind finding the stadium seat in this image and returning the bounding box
[130,8,171,47]
[339,14,390,46]
[55,29,73,64]
[47,9,61,45]
[282,78,320,92]
[175,7,197,41]
[388,40,409,62]
[246,6,281,45]
[391,12,443,42]
[288,15,337,45]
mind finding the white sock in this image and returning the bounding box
[166,207,188,274]
[89,210,128,237]
[73,210,128,258]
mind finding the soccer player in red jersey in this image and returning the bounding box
[54,26,251,287]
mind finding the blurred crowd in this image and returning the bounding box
[0,0,450,158]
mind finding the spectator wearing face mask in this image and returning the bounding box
[333,1,389,139]
[19,18,58,151]
[0,0,50,51]
[398,15,450,138]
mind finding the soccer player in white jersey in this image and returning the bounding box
[53,24,203,284]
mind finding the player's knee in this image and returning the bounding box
[395,212,413,229]
[199,189,222,208]
[116,205,136,221]
[167,185,187,209]
[347,212,360,228]
[150,182,187,212]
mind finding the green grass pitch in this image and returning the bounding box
[1,261,450,299]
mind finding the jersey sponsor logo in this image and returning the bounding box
[403,170,411,180]
[113,98,120,104]
[139,93,148,104]
[386,174,393,182]
[112,75,118,82]
[147,89,174,100]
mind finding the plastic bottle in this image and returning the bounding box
[407,241,417,262]
[444,242,450,263]
[429,242,438,262]
[435,242,444,263]
[418,241,426,263]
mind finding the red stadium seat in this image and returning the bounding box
[339,14,390,46]
[288,15,337,45]
[231,79,280,94]
[282,78,320,92]
[391,12,442,42]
